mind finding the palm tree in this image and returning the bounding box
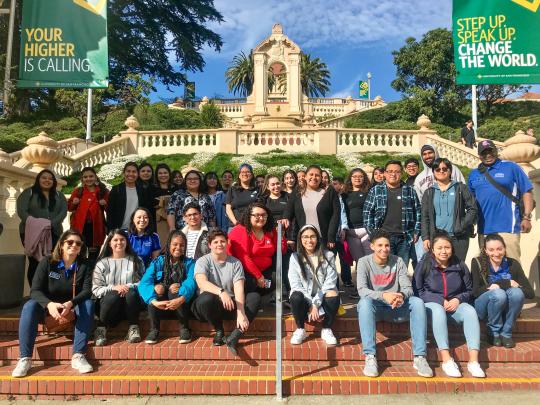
[225,51,254,97]
[300,53,330,97]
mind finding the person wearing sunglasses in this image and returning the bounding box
[12,230,94,377]
[421,158,477,262]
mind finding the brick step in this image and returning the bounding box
[0,361,539,397]
[1,335,539,364]
[2,316,540,337]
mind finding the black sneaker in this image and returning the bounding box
[343,282,355,288]
[487,334,502,347]
[226,328,243,357]
[348,289,360,299]
[501,336,515,348]
[213,329,225,346]
[179,327,192,344]
[145,329,159,344]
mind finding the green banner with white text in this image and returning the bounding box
[452,0,540,85]
[18,0,109,88]
[358,81,369,99]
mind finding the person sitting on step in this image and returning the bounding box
[138,230,196,345]
[288,225,339,346]
[413,231,485,378]
[12,230,94,377]
[192,229,261,356]
[92,229,145,347]
[181,202,209,260]
[356,229,433,378]
[472,233,535,349]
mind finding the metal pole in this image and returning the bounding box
[367,72,372,102]
[86,88,92,148]
[275,222,283,401]
[471,85,478,142]
[2,0,17,112]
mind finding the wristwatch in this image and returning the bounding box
[523,213,532,220]
[219,288,225,295]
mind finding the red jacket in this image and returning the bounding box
[227,224,287,280]
[68,186,109,248]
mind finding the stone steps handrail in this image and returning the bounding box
[9,137,98,163]
[424,133,481,168]
[69,136,130,170]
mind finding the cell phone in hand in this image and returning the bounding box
[264,279,272,288]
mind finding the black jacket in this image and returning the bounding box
[31,257,93,308]
[106,182,154,231]
[421,182,477,241]
[284,186,340,245]
[471,256,535,299]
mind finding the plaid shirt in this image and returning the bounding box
[363,182,421,244]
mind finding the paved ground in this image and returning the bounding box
[2,391,540,404]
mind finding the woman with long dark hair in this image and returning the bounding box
[371,167,384,186]
[227,202,287,293]
[68,167,109,262]
[171,170,183,188]
[288,225,339,346]
[204,171,228,232]
[138,230,196,344]
[17,169,68,285]
[92,229,145,346]
[472,234,534,348]
[167,169,216,230]
[282,169,298,194]
[12,230,94,377]
[138,162,154,190]
[128,207,161,267]
[414,232,484,378]
[225,164,260,229]
[153,163,177,244]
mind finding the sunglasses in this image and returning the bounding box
[64,239,82,247]
[434,167,449,173]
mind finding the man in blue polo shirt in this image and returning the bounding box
[468,139,534,260]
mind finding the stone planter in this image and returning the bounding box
[0,254,26,308]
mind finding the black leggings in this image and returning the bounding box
[147,288,191,331]
[245,267,275,295]
[97,289,143,327]
[192,291,261,332]
[289,291,340,329]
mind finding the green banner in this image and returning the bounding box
[452,0,540,85]
[18,0,109,88]
[184,82,195,100]
[358,81,369,99]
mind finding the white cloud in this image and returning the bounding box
[206,0,452,59]
[331,74,364,98]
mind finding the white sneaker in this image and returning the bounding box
[321,328,338,345]
[12,357,32,378]
[467,361,486,378]
[442,358,462,378]
[363,354,379,377]
[71,353,93,374]
[290,328,307,345]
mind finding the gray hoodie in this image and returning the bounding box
[356,254,413,301]
[413,143,465,201]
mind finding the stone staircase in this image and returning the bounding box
[1,303,540,398]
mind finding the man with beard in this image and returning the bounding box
[468,140,533,261]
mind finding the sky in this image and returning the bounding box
[149,0,537,103]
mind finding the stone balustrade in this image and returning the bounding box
[217,104,244,114]
[71,136,130,169]
[237,130,317,154]
[423,133,481,168]
[137,130,219,156]
[337,129,417,153]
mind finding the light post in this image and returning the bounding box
[367,72,372,101]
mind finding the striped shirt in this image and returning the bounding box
[186,230,200,259]
[92,256,144,298]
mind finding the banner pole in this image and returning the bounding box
[471,85,478,138]
[86,88,92,148]
[275,222,283,401]
[2,0,17,113]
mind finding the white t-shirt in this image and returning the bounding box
[301,188,324,233]
[186,230,200,259]
[122,186,139,229]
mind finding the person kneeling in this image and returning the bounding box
[92,229,145,346]
[12,230,94,377]
[357,230,433,378]
[414,232,485,378]
[192,229,261,356]
[138,230,196,344]
[288,225,339,346]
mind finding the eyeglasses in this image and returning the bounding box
[434,168,449,173]
[65,239,82,247]
[251,213,268,219]
[301,235,317,240]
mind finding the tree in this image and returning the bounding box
[54,89,110,129]
[300,53,330,97]
[225,51,254,97]
[476,85,531,119]
[199,102,224,128]
[114,73,155,114]
[391,28,468,123]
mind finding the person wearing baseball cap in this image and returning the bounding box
[467,139,534,260]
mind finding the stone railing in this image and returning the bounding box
[9,137,97,164]
[337,129,417,154]
[137,129,220,156]
[217,104,243,114]
[312,104,347,115]
[237,130,317,154]
[423,133,480,168]
[71,136,130,169]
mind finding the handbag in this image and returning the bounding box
[43,270,77,334]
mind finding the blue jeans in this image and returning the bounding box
[425,302,480,351]
[357,296,427,356]
[474,287,525,338]
[19,298,94,358]
[390,234,411,267]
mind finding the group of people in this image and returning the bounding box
[12,137,535,380]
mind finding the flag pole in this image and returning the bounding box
[471,85,478,139]
[86,88,93,149]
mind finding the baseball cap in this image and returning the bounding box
[477,139,496,155]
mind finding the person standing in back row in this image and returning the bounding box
[461,120,476,149]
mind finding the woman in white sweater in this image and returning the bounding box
[92,229,145,346]
[288,224,340,346]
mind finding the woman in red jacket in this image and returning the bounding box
[68,167,109,262]
[227,202,287,293]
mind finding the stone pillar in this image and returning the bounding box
[20,132,61,172]
[253,53,267,116]
[317,129,337,155]
[499,130,540,174]
[120,115,140,154]
[288,53,302,116]
[216,129,238,154]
